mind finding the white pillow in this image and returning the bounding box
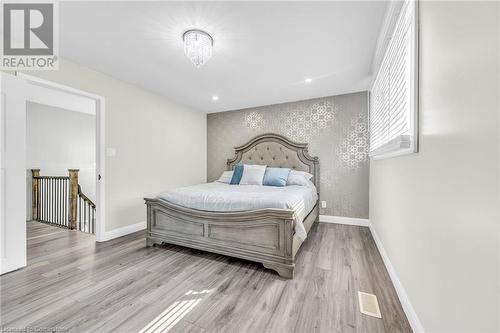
[217,170,234,183]
[287,170,314,186]
[239,164,267,185]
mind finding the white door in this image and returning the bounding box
[0,73,27,274]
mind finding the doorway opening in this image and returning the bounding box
[26,101,97,234]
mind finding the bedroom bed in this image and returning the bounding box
[144,133,319,278]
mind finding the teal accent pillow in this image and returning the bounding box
[230,164,244,185]
[263,167,291,187]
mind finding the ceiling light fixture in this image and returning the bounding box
[183,29,214,68]
[304,78,313,84]
[212,95,219,101]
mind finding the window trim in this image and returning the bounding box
[369,0,420,160]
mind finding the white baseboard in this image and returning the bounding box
[319,215,370,227]
[369,222,425,333]
[98,221,146,242]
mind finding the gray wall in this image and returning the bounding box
[370,1,499,332]
[207,92,369,218]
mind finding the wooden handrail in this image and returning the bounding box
[33,176,70,180]
[78,184,96,208]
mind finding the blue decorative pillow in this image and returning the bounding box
[263,167,291,187]
[230,164,244,185]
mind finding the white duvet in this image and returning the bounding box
[157,182,318,241]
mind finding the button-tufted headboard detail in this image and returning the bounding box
[227,133,320,194]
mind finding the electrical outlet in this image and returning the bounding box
[321,201,327,208]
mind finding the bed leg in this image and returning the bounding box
[263,263,294,279]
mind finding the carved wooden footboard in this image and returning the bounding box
[145,133,319,279]
[145,198,303,278]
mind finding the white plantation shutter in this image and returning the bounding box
[370,0,418,157]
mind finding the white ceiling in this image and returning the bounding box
[60,1,388,113]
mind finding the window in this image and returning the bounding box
[370,0,418,158]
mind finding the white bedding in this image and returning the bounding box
[158,182,318,241]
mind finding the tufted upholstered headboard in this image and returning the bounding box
[227,133,320,194]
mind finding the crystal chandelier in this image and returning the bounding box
[183,29,213,68]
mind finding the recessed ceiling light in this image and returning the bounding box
[212,95,219,101]
[304,78,312,84]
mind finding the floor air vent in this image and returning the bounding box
[358,291,382,318]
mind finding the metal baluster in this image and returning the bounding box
[52,178,55,224]
[49,178,52,224]
[47,178,50,223]
[39,179,42,222]
[84,200,87,232]
[86,202,89,233]
[46,179,48,222]
[54,178,61,225]
[62,179,67,225]
[47,179,50,223]
[36,178,39,222]
[61,179,63,226]
[37,178,40,221]
[59,179,61,226]
[43,179,46,222]
[66,179,69,227]
[64,179,67,227]
[59,179,62,226]
[49,178,52,223]
[36,178,40,221]
[78,198,83,230]
[62,179,65,226]
[88,204,90,233]
[84,202,86,232]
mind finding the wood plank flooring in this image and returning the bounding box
[0,221,412,333]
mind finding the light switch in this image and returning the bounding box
[321,201,327,208]
[106,148,116,157]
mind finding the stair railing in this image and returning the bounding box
[77,184,96,233]
[31,168,96,234]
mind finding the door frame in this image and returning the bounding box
[1,73,27,274]
[19,73,106,242]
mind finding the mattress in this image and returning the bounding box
[157,182,318,241]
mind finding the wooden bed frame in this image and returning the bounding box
[144,133,319,278]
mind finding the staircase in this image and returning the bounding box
[31,169,96,234]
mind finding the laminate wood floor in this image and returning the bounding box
[0,221,412,333]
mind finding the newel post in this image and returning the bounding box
[68,169,79,230]
[31,169,40,221]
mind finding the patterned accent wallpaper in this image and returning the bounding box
[207,92,369,218]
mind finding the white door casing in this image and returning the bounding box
[1,73,27,274]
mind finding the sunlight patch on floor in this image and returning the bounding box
[139,289,211,333]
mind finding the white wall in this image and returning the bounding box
[27,102,96,200]
[29,59,207,232]
[370,2,499,332]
